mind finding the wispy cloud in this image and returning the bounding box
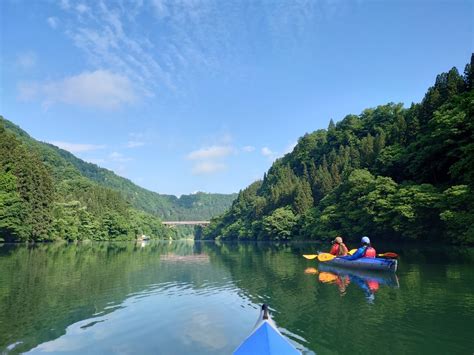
[242,145,255,152]
[47,17,59,29]
[18,70,136,110]
[186,143,235,175]
[187,145,234,160]
[48,0,347,101]
[59,0,70,10]
[75,3,90,14]
[58,0,173,97]
[50,141,106,153]
[192,161,226,175]
[261,147,274,157]
[16,52,37,69]
[127,141,145,148]
[261,146,279,161]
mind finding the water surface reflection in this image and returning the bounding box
[0,241,473,354]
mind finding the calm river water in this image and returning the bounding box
[0,241,473,354]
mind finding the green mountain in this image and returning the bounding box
[0,117,236,242]
[201,55,474,244]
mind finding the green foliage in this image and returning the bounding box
[262,207,297,240]
[0,126,54,241]
[0,116,236,222]
[0,120,178,242]
[0,116,236,242]
[204,56,474,244]
[440,185,474,244]
[0,172,29,241]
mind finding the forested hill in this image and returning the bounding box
[0,117,236,221]
[201,55,474,244]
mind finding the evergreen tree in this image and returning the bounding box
[293,179,314,214]
[203,56,474,244]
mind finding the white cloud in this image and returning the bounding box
[261,146,279,161]
[242,145,255,152]
[47,17,59,29]
[48,0,351,101]
[50,141,106,153]
[16,52,37,69]
[76,3,90,14]
[261,147,274,157]
[19,70,136,110]
[187,145,233,160]
[192,161,226,175]
[59,0,70,10]
[127,141,145,148]
[186,143,235,175]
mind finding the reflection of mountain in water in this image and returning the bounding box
[0,241,229,354]
[1,241,473,354]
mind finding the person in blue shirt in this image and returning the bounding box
[340,236,376,260]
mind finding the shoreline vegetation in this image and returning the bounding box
[199,55,474,245]
[0,118,236,243]
[1,56,473,245]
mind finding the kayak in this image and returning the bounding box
[321,256,397,272]
[234,304,301,355]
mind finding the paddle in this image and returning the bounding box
[316,253,338,262]
[303,253,338,261]
[303,250,399,260]
[348,249,399,259]
[378,252,399,259]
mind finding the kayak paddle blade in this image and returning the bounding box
[317,253,337,262]
[378,252,399,259]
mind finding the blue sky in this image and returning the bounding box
[1,0,472,196]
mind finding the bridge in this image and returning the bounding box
[162,221,210,226]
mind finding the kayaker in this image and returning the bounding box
[340,236,376,260]
[329,236,348,256]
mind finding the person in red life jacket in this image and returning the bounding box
[340,236,376,260]
[329,236,349,256]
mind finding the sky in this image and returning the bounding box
[0,0,473,196]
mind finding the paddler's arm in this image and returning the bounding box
[339,247,365,260]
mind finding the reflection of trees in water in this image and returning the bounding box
[160,254,210,263]
[0,241,222,354]
[1,241,473,354]
[200,241,474,355]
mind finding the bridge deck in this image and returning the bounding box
[162,221,210,226]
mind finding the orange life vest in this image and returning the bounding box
[364,246,376,258]
[330,243,348,256]
[329,244,339,255]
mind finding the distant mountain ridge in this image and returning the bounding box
[1,116,236,221]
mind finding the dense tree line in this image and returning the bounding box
[0,126,174,242]
[201,55,474,244]
[0,115,237,242]
[1,117,236,221]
